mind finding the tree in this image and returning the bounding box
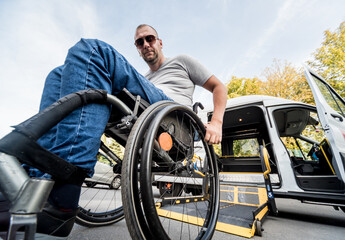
[100,134,124,159]
[227,59,314,104]
[308,21,345,98]
[226,76,263,98]
[261,59,314,104]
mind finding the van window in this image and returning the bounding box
[300,112,325,142]
[313,75,345,117]
[233,138,260,157]
[280,111,325,161]
[281,137,314,161]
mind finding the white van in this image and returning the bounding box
[209,68,345,212]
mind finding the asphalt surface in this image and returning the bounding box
[69,197,345,240]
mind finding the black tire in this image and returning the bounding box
[140,104,220,240]
[110,175,121,189]
[158,182,183,197]
[76,183,124,227]
[76,152,124,227]
[121,101,175,240]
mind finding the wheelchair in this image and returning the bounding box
[0,89,220,240]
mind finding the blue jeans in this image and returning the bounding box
[30,38,171,178]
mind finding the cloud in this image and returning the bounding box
[0,0,101,137]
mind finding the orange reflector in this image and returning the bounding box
[158,132,173,151]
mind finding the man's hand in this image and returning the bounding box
[204,120,222,145]
[202,75,227,145]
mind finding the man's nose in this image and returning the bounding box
[143,39,150,48]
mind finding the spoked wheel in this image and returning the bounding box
[122,101,176,240]
[77,182,124,227]
[76,154,124,227]
[140,104,220,240]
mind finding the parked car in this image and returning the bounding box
[207,67,345,212]
[84,152,121,189]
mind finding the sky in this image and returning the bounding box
[0,0,345,137]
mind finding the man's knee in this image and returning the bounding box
[72,38,113,52]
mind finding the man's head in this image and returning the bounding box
[134,24,165,69]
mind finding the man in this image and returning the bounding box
[0,24,227,239]
[135,24,226,145]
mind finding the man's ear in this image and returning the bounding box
[159,39,163,49]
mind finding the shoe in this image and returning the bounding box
[36,204,78,239]
[0,193,10,232]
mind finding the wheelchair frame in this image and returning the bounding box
[0,89,220,240]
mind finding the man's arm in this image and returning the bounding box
[202,75,227,145]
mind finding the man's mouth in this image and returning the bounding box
[144,51,154,57]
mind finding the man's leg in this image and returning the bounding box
[28,38,171,237]
[25,66,63,179]
[41,38,170,177]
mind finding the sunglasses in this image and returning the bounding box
[135,35,157,47]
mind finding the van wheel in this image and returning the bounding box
[110,175,121,189]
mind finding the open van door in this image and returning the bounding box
[304,67,345,181]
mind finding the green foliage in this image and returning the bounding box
[227,59,314,105]
[226,76,262,98]
[233,139,259,157]
[308,21,345,98]
[97,154,112,165]
[101,134,125,159]
[213,144,221,156]
[262,59,314,105]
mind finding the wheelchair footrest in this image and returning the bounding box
[7,214,37,240]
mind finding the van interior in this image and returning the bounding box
[214,104,345,193]
[215,105,278,178]
[273,107,345,193]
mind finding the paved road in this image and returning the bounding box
[69,197,345,240]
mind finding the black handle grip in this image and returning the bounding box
[15,89,108,140]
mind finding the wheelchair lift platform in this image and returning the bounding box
[156,146,277,238]
[156,183,272,238]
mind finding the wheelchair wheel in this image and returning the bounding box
[122,101,175,240]
[140,104,220,240]
[76,152,124,227]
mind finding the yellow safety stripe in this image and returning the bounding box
[258,187,268,205]
[320,139,336,175]
[156,208,258,238]
[216,221,254,238]
[254,205,268,220]
[156,208,205,227]
[221,189,261,195]
[262,147,271,179]
[220,199,260,207]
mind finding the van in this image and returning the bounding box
[208,68,345,212]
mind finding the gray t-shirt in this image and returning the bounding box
[145,55,212,108]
